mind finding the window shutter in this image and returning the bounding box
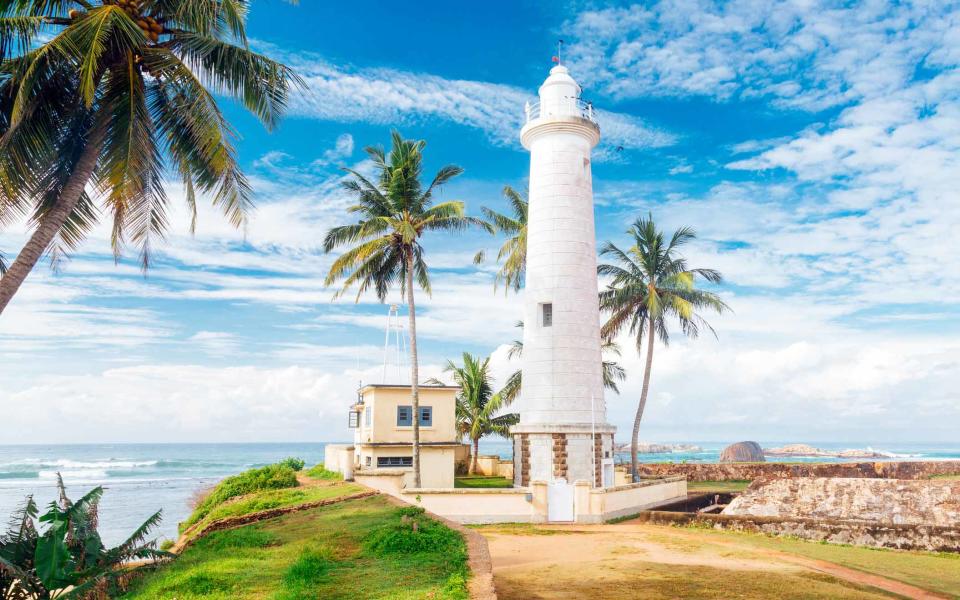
[419,406,432,426]
[396,405,412,426]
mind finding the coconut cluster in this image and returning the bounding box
[104,0,165,42]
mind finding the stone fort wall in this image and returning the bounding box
[636,460,960,482]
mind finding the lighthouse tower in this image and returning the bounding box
[512,65,616,491]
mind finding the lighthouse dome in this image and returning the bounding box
[537,65,582,119]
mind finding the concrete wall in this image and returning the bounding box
[724,477,960,526]
[474,455,514,479]
[356,447,455,489]
[356,471,686,525]
[575,477,688,523]
[323,444,354,476]
[404,487,546,524]
[636,460,960,482]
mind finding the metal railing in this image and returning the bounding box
[524,99,598,124]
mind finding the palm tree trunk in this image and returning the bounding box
[405,252,421,488]
[630,318,657,482]
[470,437,479,475]
[0,125,103,316]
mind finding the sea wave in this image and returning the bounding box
[38,469,109,481]
[0,459,158,470]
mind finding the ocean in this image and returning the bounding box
[1,441,956,545]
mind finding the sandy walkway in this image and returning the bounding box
[479,522,948,600]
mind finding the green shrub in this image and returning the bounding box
[363,507,464,556]
[195,527,280,550]
[182,463,299,530]
[279,457,306,471]
[305,463,342,480]
[159,539,175,551]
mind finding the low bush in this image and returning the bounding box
[182,463,299,530]
[305,463,342,480]
[277,546,337,600]
[363,507,464,556]
[278,457,306,471]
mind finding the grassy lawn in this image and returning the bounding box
[699,528,960,598]
[686,479,752,493]
[182,482,365,542]
[929,473,960,480]
[123,495,469,600]
[454,475,513,489]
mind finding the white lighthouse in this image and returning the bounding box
[512,65,616,491]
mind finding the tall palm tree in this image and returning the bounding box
[503,320,626,403]
[428,352,518,475]
[324,132,491,488]
[0,0,299,315]
[599,213,729,481]
[473,185,526,293]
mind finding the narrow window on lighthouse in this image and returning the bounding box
[540,303,553,327]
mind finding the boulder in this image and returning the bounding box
[720,441,765,463]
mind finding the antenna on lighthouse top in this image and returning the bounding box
[553,39,565,65]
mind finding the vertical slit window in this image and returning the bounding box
[541,303,553,327]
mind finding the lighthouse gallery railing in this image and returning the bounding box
[524,99,598,124]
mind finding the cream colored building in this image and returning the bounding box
[350,384,460,489]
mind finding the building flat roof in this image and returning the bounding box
[361,383,460,391]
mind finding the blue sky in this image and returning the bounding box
[2,0,958,445]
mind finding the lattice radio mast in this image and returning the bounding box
[382,304,408,383]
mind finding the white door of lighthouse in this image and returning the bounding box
[547,480,575,522]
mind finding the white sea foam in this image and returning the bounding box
[38,469,109,481]
[0,459,158,470]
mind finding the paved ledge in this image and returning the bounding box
[594,476,686,493]
[403,487,529,495]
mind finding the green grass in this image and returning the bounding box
[182,463,300,531]
[691,526,960,598]
[686,480,752,493]
[305,463,343,481]
[454,475,513,488]
[928,473,960,480]
[122,495,469,600]
[181,482,365,542]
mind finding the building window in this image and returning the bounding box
[541,302,553,327]
[377,456,413,467]
[364,405,371,427]
[365,456,372,467]
[419,406,432,426]
[397,405,412,426]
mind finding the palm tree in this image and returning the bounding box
[0,0,300,315]
[428,352,518,475]
[324,132,491,488]
[473,185,527,293]
[599,213,729,481]
[0,473,167,598]
[503,320,626,403]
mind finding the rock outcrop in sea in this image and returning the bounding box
[763,444,891,459]
[719,441,765,462]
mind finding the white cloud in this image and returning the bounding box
[565,1,957,111]
[276,51,675,155]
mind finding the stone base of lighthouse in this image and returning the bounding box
[512,424,616,488]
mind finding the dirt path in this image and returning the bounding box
[478,522,948,600]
